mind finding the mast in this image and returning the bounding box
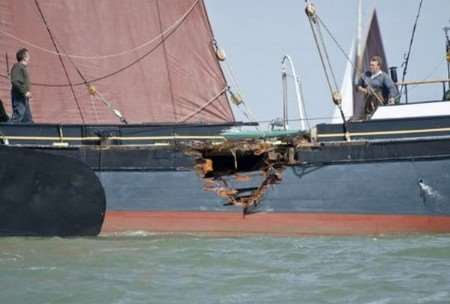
[356,0,363,76]
[444,26,450,85]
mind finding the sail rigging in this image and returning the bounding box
[331,9,388,121]
[0,0,234,124]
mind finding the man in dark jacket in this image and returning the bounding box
[10,48,33,123]
[357,56,399,119]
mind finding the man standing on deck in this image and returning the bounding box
[10,48,33,123]
[357,56,399,119]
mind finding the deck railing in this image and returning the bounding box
[397,78,450,103]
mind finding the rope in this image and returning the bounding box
[315,21,339,91]
[305,4,351,139]
[317,16,355,69]
[0,0,198,88]
[212,40,260,130]
[315,13,385,106]
[177,87,228,123]
[307,15,335,97]
[222,63,260,129]
[400,0,424,97]
[0,0,200,61]
[34,0,85,123]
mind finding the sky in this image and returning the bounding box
[205,0,450,128]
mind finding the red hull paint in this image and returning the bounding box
[101,211,450,236]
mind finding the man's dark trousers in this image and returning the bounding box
[10,90,32,123]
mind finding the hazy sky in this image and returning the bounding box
[205,0,450,127]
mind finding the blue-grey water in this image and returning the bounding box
[1,234,450,304]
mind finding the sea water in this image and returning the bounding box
[1,234,450,304]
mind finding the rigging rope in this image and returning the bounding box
[399,0,424,98]
[306,6,337,99]
[305,3,351,141]
[34,0,85,123]
[0,0,200,61]
[177,87,228,123]
[315,18,339,91]
[0,0,198,88]
[211,39,261,129]
[313,10,385,107]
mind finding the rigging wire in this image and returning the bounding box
[306,8,337,98]
[51,40,129,124]
[177,87,228,123]
[222,62,260,128]
[314,14,385,106]
[305,4,351,140]
[399,0,424,98]
[317,10,444,96]
[33,0,85,123]
[0,0,198,88]
[211,40,261,129]
[0,0,200,61]
[316,16,355,69]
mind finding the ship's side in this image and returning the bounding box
[2,115,450,235]
[98,137,450,236]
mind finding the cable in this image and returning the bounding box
[399,0,424,98]
[317,16,355,69]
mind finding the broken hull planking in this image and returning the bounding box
[98,157,450,235]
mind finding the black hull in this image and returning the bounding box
[0,146,105,236]
[1,117,450,235]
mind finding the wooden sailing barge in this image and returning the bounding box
[1,0,450,236]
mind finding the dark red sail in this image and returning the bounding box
[0,0,234,124]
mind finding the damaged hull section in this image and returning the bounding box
[98,155,450,235]
[2,118,450,236]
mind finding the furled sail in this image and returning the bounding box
[0,0,234,124]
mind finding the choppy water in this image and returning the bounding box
[1,234,450,304]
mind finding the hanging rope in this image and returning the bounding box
[399,0,424,98]
[34,0,85,123]
[0,0,200,61]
